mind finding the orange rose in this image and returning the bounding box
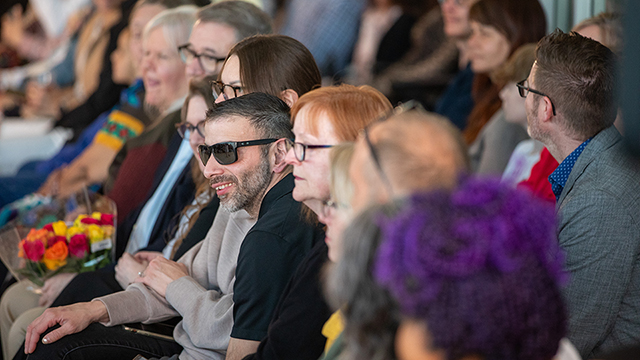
[43,241,68,270]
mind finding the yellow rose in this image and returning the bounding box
[86,224,105,244]
[91,212,102,220]
[66,226,84,239]
[73,215,89,228]
[51,221,68,237]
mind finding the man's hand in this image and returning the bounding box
[134,251,164,263]
[133,257,188,297]
[38,273,77,307]
[114,253,149,289]
[24,301,109,354]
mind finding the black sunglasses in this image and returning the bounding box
[516,79,556,116]
[198,139,277,166]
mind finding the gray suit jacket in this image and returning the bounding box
[557,126,640,358]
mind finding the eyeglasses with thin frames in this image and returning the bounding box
[284,139,335,162]
[211,80,244,101]
[516,79,556,116]
[175,120,206,140]
[362,100,424,197]
[178,45,225,72]
[198,139,277,166]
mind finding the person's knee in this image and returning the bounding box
[7,307,46,360]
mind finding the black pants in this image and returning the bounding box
[14,323,181,360]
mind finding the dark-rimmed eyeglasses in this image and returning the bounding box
[516,79,556,116]
[284,138,335,162]
[178,45,226,72]
[363,100,424,196]
[197,139,277,166]
[176,120,205,140]
[211,80,243,101]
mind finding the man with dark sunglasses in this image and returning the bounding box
[524,30,640,359]
[22,93,323,360]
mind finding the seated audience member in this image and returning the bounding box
[106,1,272,225]
[518,12,623,201]
[280,0,365,79]
[351,0,436,85]
[433,0,478,129]
[314,143,355,357]
[54,32,319,316]
[372,1,458,110]
[523,30,640,358]
[320,107,469,359]
[464,0,545,174]
[488,44,540,186]
[0,0,191,209]
[0,23,148,207]
[239,85,391,360]
[104,5,196,224]
[21,93,323,360]
[110,0,272,255]
[0,75,214,360]
[374,178,567,360]
[18,0,125,119]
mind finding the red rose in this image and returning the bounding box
[48,236,67,248]
[80,217,100,225]
[23,240,45,262]
[43,224,54,232]
[68,234,89,258]
[100,214,114,226]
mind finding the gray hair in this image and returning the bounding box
[324,202,402,360]
[144,6,198,52]
[196,1,273,42]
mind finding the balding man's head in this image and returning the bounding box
[349,110,469,212]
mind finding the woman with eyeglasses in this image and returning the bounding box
[464,0,546,175]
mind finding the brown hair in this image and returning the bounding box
[573,12,622,55]
[491,43,537,87]
[221,34,321,98]
[290,84,393,142]
[171,75,217,257]
[534,29,617,139]
[464,0,547,143]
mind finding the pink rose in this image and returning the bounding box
[100,214,114,226]
[80,217,100,225]
[23,240,45,262]
[68,234,89,258]
[48,236,67,248]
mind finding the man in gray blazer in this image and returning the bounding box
[523,29,640,358]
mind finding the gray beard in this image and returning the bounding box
[212,153,272,215]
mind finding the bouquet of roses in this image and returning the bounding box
[16,212,114,286]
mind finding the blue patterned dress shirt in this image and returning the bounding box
[549,138,592,201]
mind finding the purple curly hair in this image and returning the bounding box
[374,177,567,360]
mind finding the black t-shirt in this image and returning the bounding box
[244,240,332,360]
[231,174,324,341]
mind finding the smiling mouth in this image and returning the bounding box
[215,183,233,191]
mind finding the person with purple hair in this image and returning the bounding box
[374,177,568,360]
